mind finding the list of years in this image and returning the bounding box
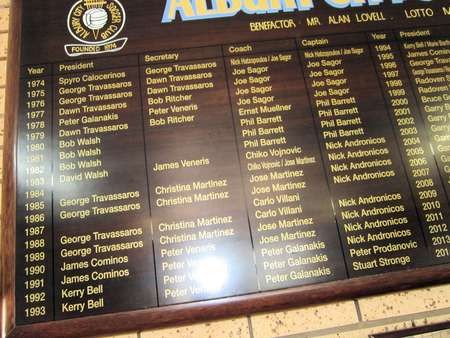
[16,25,450,324]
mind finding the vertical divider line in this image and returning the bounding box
[15,72,22,323]
[136,54,160,307]
[294,41,350,279]
[15,74,21,324]
[50,63,56,320]
[14,72,18,324]
[220,45,261,292]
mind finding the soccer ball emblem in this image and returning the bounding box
[82,8,108,30]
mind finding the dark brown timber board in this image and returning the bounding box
[2,0,21,336]
[3,1,450,337]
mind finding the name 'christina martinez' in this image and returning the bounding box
[161,0,433,22]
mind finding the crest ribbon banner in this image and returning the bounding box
[64,37,128,57]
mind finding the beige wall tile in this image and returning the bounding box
[0,148,3,182]
[141,317,250,338]
[101,334,138,338]
[0,60,6,86]
[0,7,8,31]
[0,0,9,8]
[0,87,5,113]
[251,301,358,338]
[0,118,4,145]
[0,33,8,58]
[0,86,4,148]
[358,285,450,321]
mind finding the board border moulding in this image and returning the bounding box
[1,267,450,338]
[1,1,450,338]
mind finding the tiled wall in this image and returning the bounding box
[1,3,449,337]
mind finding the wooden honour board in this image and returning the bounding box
[2,0,450,337]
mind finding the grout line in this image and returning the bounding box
[248,315,255,338]
[354,300,363,323]
[278,306,450,338]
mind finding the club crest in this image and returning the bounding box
[65,0,128,57]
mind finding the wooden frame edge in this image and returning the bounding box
[5,265,450,338]
[1,0,21,337]
[0,2,449,338]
